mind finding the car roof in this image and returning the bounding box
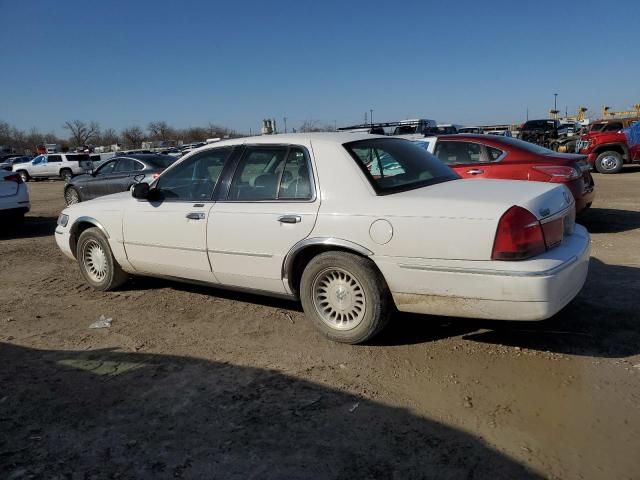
[191,132,385,150]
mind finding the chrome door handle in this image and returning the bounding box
[466,169,484,175]
[278,215,302,224]
[186,212,205,220]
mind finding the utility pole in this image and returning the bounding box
[283,117,288,133]
[370,109,373,126]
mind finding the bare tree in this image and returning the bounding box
[100,128,119,146]
[298,120,333,133]
[63,120,100,147]
[147,121,175,141]
[121,126,145,149]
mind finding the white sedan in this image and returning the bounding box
[55,133,590,344]
[0,170,30,224]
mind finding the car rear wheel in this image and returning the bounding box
[64,186,81,205]
[299,251,392,344]
[17,170,29,182]
[60,168,73,181]
[595,151,624,174]
[76,227,128,291]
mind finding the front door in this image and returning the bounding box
[208,144,320,293]
[122,147,234,282]
[29,155,49,178]
[82,159,118,200]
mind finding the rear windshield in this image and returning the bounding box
[490,136,558,155]
[344,138,459,195]
[523,120,556,130]
[144,155,177,168]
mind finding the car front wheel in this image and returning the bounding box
[64,186,81,205]
[595,151,624,174]
[76,227,128,291]
[299,251,392,344]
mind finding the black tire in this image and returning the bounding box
[76,227,128,291]
[64,186,81,205]
[60,168,73,181]
[595,151,624,174]
[17,170,29,182]
[299,251,392,344]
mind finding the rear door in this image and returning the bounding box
[207,144,320,293]
[434,141,502,179]
[106,158,143,194]
[46,154,63,176]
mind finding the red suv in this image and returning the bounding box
[576,118,640,173]
[428,134,595,213]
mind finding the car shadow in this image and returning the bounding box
[0,215,57,240]
[122,258,639,359]
[579,207,640,233]
[0,343,540,479]
[456,258,640,359]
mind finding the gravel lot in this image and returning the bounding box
[2,170,640,479]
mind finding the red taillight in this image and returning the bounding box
[492,206,546,260]
[532,165,580,182]
[4,173,23,184]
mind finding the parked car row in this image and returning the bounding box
[55,133,590,345]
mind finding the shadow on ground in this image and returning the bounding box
[0,343,539,479]
[121,257,640,359]
[579,207,640,233]
[0,216,57,240]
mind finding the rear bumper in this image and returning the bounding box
[0,206,29,217]
[377,225,590,321]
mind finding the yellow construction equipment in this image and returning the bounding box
[601,104,640,118]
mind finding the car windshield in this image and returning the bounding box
[344,138,459,195]
[144,155,177,168]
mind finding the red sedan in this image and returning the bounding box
[426,134,595,213]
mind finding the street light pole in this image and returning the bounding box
[554,93,558,112]
[283,117,288,134]
[370,109,373,126]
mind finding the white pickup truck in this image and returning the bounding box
[13,153,91,182]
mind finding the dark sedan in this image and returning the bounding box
[63,154,176,205]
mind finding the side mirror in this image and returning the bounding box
[132,182,150,199]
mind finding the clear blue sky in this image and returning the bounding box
[1,0,639,135]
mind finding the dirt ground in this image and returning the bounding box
[1,169,640,479]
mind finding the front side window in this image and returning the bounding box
[155,147,232,201]
[227,146,312,201]
[97,160,117,175]
[32,155,46,164]
[604,122,623,132]
[345,138,458,194]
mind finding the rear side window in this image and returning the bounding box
[227,146,312,201]
[434,141,483,164]
[344,138,458,195]
[48,155,62,163]
[114,158,143,172]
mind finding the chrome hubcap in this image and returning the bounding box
[66,189,79,204]
[601,156,618,170]
[312,268,366,330]
[82,240,108,283]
